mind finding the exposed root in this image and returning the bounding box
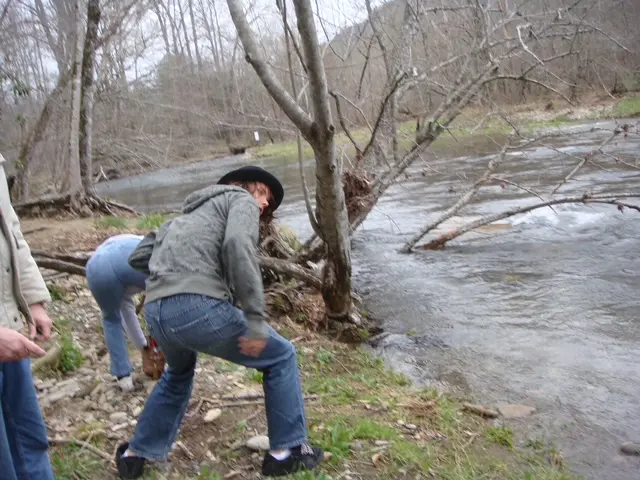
[14,192,138,218]
[343,169,375,224]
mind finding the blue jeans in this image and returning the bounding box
[86,237,148,377]
[0,359,54,480]
[130,294,308,460]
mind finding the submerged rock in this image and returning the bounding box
[620,442,640,456]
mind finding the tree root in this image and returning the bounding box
[14,192,138,218]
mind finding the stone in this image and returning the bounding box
[620,442,640,456]
[374,441,389,447]
[132,406,143,417]
[497,404,536,418]
[110,412,128,423]
[204,408,222,423]
[245,435,270,451]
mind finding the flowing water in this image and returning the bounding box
[96,119,640,479]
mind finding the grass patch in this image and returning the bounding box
[51,336,581,480]
[136,213,167,230]
[94,215,127,229]
[612,95,640,118]
[36,318,84,375]
[48,283,68,302]
[486,425,515,449]
[51,444,103,480]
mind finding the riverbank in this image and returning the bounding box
[62,93,639,191]
[250,94,640,163]
[22,216,581,479]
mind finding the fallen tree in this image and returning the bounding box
[401,125,640,251]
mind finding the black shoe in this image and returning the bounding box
[115,442,146,479]
[261,443,324,477]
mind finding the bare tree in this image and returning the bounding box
[226,0,353,321]
[79,0,101,192]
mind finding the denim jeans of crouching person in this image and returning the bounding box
[128,294,308,460]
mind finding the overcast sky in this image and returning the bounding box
[112,0,384,82]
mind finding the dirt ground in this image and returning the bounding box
[22,217,580,480]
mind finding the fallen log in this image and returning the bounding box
[32,250,92,266]
[32,250,326,293]
[34,258,86,276]
[418,193,640,250]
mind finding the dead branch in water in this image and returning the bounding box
[551,131,619,194]
[401,144,510,253]
[418,193,640,250]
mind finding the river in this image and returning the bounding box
[95,119,640,479]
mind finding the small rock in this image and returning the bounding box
[132,406,143,417]
[396,419,405,426]
[405,423,417,431]
[374,440,389,446]
[245,435,270,451]
[111,422,129,432]
[204,408,222,423]
[497,404,536,419]
[371,452,383,467]
[324,452,333,461]
[224,471,242,479]
[620,442,640,456]
[110,412,128,423]
[350,441,363,451]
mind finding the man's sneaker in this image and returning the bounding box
[117,375,134,393]
[115,442,146,479]
[261,443,324,477]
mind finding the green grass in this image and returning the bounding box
[48,283,68,302]
[35,318,84,375]
[51,444,103,480]
[50,338,581,480]
[612,96,640,118]
[94,215,128,229]
[486,425,515,449]
[136,213,167,230]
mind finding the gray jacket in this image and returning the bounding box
[143,185,267,339]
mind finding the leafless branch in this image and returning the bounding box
[401,144,510,253]
[552,131,618,193]
[330,91,362,154]
[226,0,313,139]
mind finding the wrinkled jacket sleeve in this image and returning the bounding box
[222,194,268,339]
[7,203,51,306]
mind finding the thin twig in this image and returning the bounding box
[48,437,112,462]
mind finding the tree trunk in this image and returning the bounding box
[66,0,85,197]
[79,0,101,193]
[226,0,353,321]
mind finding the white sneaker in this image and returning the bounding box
[117,375,134,392]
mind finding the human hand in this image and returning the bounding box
[238,337,268,357]
[29,303,53,341]
[0,326,47,362]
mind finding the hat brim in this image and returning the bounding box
[217,166,284,210]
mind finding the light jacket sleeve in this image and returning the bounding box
[6,199,51,306]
